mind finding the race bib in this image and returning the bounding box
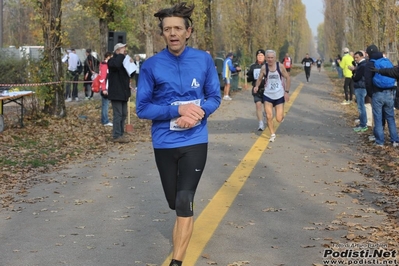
[253,69,261,80]
[170,99,201,131]
[284,61,290,68]
[305,62,311,67]
[269,82,279,91]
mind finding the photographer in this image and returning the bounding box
[222,52,241,100]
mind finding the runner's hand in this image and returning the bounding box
[284,92,290,102]
[178,103,204,121]
[176,116,199,128]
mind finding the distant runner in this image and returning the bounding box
[301,53,314,82]
[282,53,292,73]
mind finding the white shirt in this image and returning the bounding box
[135,61,140,74]
[65,52,79,71]
[264,67,284,100]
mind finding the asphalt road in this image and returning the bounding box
[0,68,393,266]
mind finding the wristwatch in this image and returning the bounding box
[285,90,289,93]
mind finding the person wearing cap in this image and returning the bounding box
[222,52,241,100]
[301,53,314,82]
[135,3,221,266]
[338,47,354,105]
[107,43,133,143]
[365,44,399,147]
[281,53,292,73]
[247,49,267,131]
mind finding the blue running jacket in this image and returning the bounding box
[136,47,221,149]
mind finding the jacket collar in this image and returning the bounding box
[164,46,189,60]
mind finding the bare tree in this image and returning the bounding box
[35,0,66,116]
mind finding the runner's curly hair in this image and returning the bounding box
[154,2,195,38]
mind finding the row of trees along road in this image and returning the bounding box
[321,0,399,64]
[3,0,315,117]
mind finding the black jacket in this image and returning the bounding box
[247,60,266,96]
[352,59,366,89]
[107,53,132,102]
[247,61,266,86]
[84,55,100,81]
[377,65,399,79]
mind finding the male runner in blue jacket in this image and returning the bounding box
[136,3,221,266]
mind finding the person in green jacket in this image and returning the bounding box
[338,47,354,105]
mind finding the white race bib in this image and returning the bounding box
[253,69,261,80]
[305,62,311,67]
[170,99,201,131]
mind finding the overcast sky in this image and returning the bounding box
[302,0,324,36]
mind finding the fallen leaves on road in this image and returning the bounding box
[325,73,399,251]
[0,99,151,209]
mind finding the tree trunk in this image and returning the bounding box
[145,33,154,57]
[40,0,66,117]
[99,18,109,61]
[98,1,115,61]
[205,0,213,53]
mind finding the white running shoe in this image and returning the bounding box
[104,122,113,127]
[66,98,72,102]
[223,95,232,101]
[258,121,264,131]
[269,133,276,142]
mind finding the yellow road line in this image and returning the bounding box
[162,83,304,265]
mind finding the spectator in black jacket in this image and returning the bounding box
[352,51,368,132]
[83,49,100,100]
[108,43,134,143]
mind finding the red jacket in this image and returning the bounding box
[99,61,108,92]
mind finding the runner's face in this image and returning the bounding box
[257,53,265,63]
[266,53,275,65]
[162,17,192,56]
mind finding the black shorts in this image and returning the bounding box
[252,87,264,103]
[154,143,208,217]
[263,95,285,107]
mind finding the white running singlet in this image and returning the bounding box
[264,67,284,100]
